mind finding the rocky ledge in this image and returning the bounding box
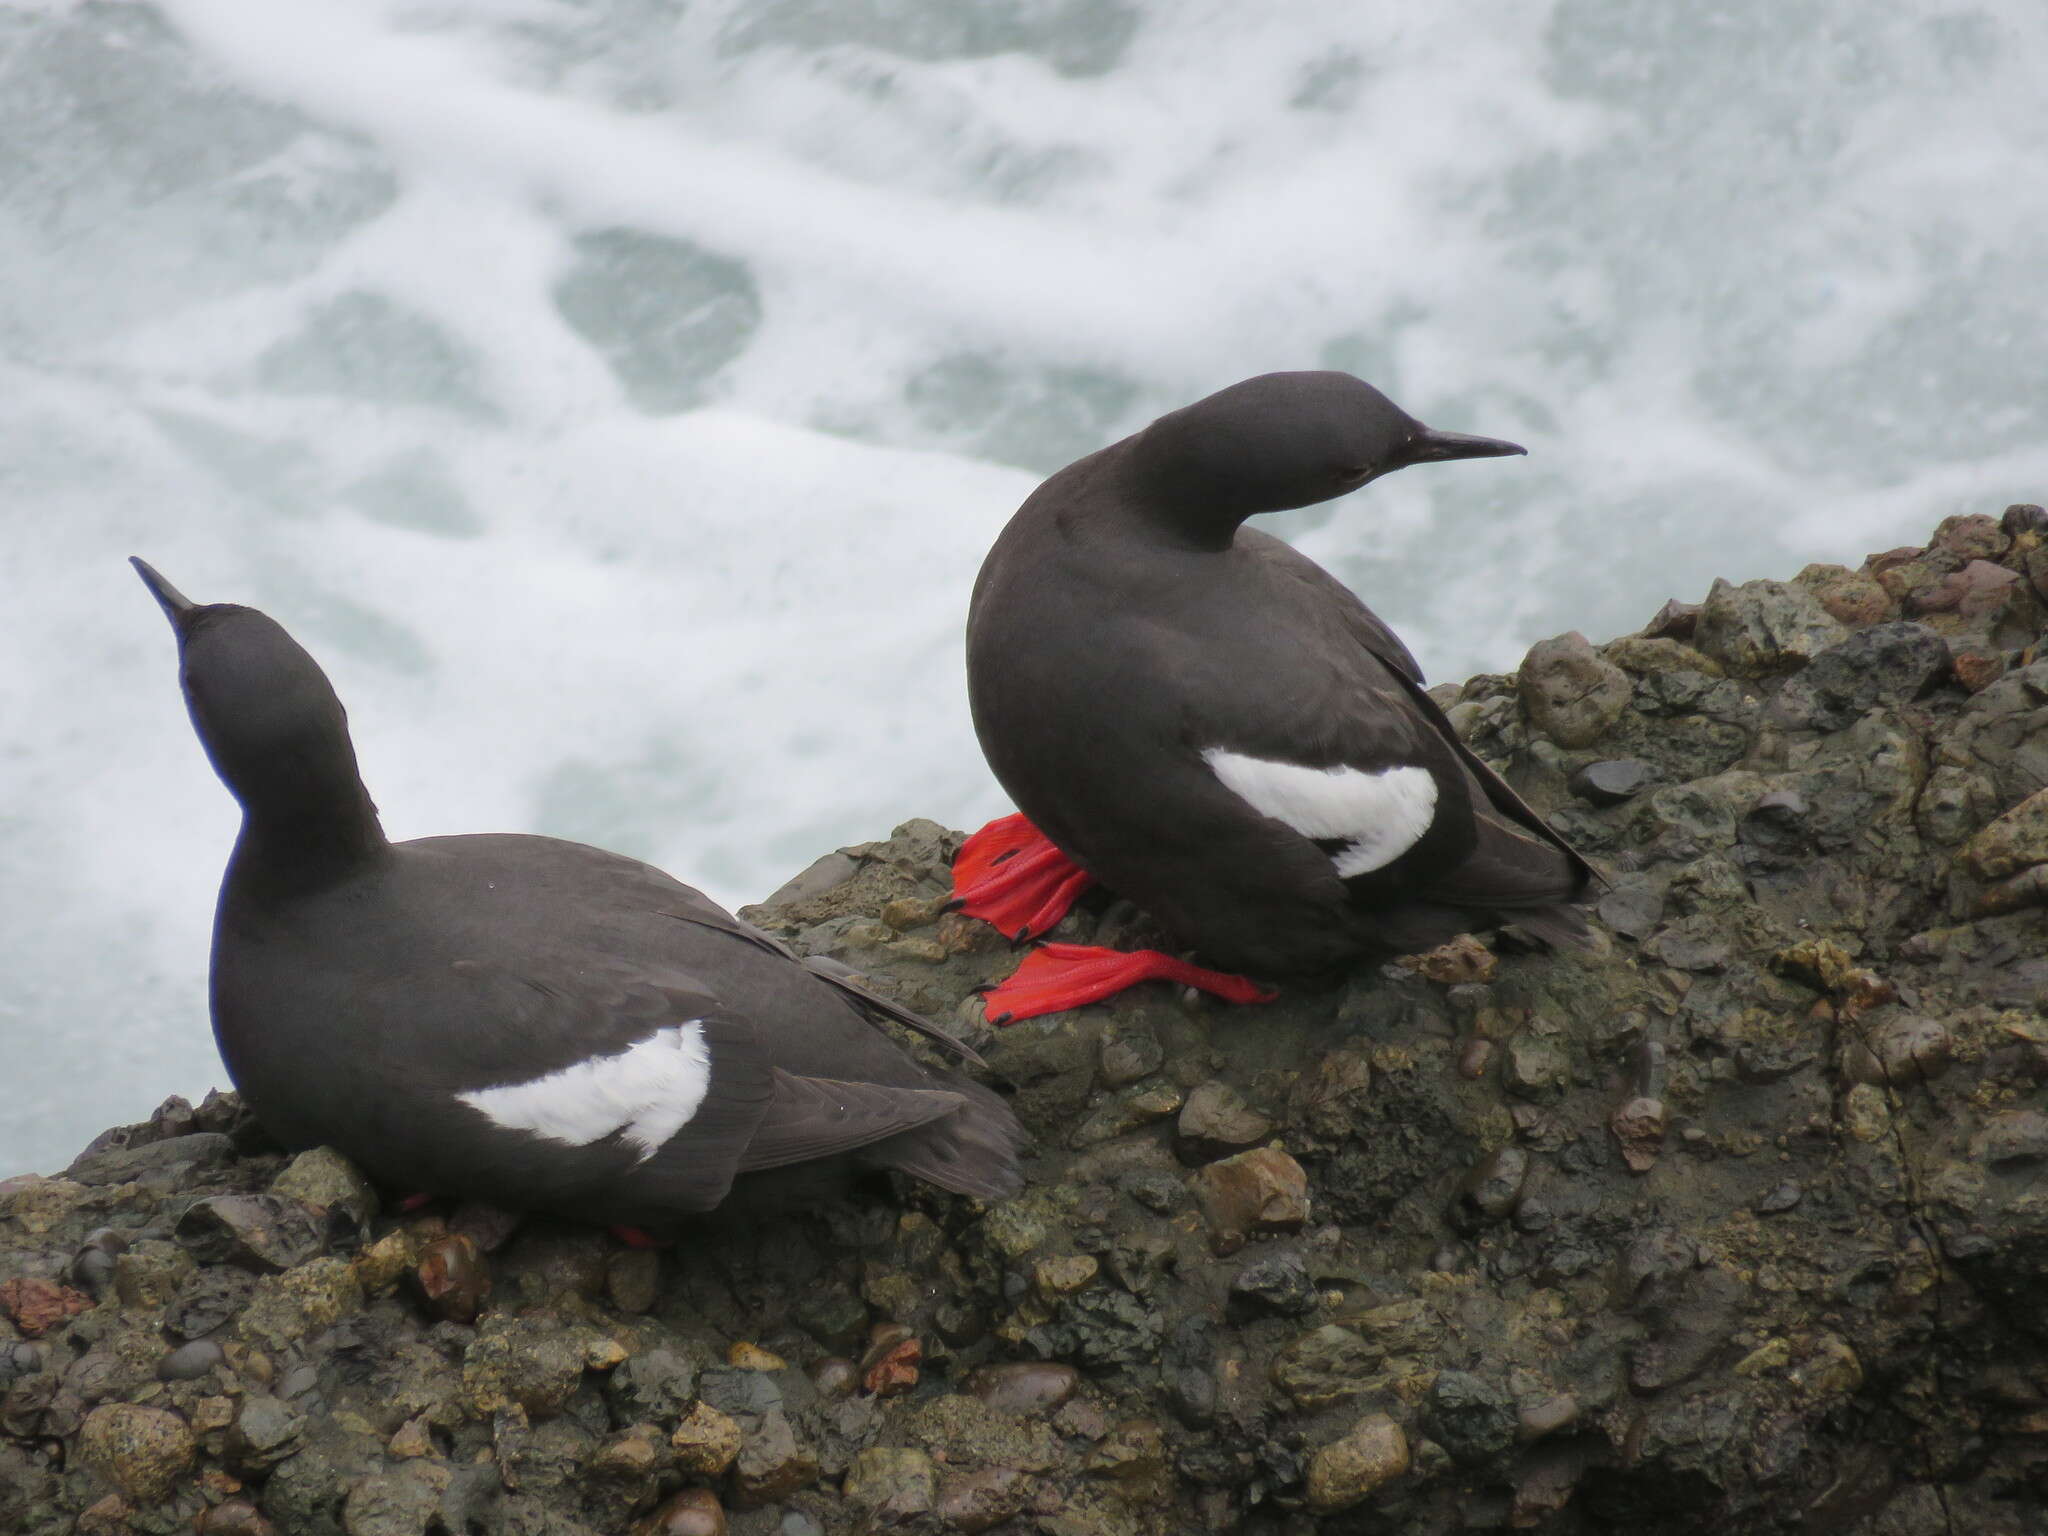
[7,507,2048,1536]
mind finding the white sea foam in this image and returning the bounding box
[3,0,2046,1171]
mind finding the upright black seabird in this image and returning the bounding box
[133,560,1024,1221]
[958,370,1595,1021]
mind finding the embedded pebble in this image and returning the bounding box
[1503,1033,1571,1101]
[0,1276,92,1337]
[224,1394,306,1476]
[1399,933,1497,984]
[174,1194,325,1273]
[1519,631,1632,747]
[1610,1097,1667,1173]
[843,1446,938,1521]
[1,1340,48,1386]
[1570,758,1651,805]
[729,1410,818,1507]
[460,1313,589,1418]
[78,1403,196,1503]
[196,1500,276,1536]
[1175,1080,1274,1161]
[1429,1370,1519,1465]
[387,1416,435,1459]
[413,1234,490,1323]
[1192,1147,1310,1251]
[1227,1251,1317,1319]
[1098,1028,1164,1087]
[1460,1147,1529,1221]
[501,1222,609,1302]
[727,1340,786,1371]
[935,1465,1031,1533]
[1306,1413,1410,1513]
[1962,788,2048,882]
[806,1355,858,1399]
[1839,1016,1953,1087]
[1757,1181,1803,1214]
[669,1400,743,1475]
[862,1333,922,1397]
[68,1229,130,1296]
[1033,1255,1099,1299]
[965,1361,1079,1416]
[632,1488,727,1536]
[156,1338,224,1382]
[269,1146,379,1241]
[605,1248,661,1314]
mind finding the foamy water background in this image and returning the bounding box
[5,0,2046,1172]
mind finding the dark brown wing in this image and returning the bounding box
[734,1070,967,1174]
[655,886,990,1068]
[1239,528,1600,891]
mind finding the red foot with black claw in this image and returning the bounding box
[981,941,1276,1026]
[951,812,1096,941]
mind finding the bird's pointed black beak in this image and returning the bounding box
[1404,427,1528,464]
[131,557,198,628]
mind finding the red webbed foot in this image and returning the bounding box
[978,942,1276,1026]
[609,1225,669,1249]
[950,812,1096,941]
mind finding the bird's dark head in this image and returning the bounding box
[133,558,382,857]
[1122,370,1525,543]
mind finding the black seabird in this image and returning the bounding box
[957,370,1595,1020]
[133,560,1023,1221]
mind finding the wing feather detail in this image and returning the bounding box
[1202,749,1438,876]
[456,1021,712,1163]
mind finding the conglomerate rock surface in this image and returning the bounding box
[7,506,2048,1536]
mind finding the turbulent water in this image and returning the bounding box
[4,0,2045,1173]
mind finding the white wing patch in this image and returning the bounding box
[456,1022,712,1164]
[1202,749,1438,877]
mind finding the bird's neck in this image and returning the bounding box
[1109,442,1258,552]
[228,777,390,895]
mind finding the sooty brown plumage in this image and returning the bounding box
[966,370,1595,978]
[134,559,1023,1223]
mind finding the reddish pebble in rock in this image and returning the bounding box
[862,1336,922,1397]
[1952,649,2007,693]
[1793,563,1893,628]
[413,1234,490,1323]
[1610,1096,1667,1173]
[0,1275,94,1336]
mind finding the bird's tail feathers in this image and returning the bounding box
[870,1072,1028,1202]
